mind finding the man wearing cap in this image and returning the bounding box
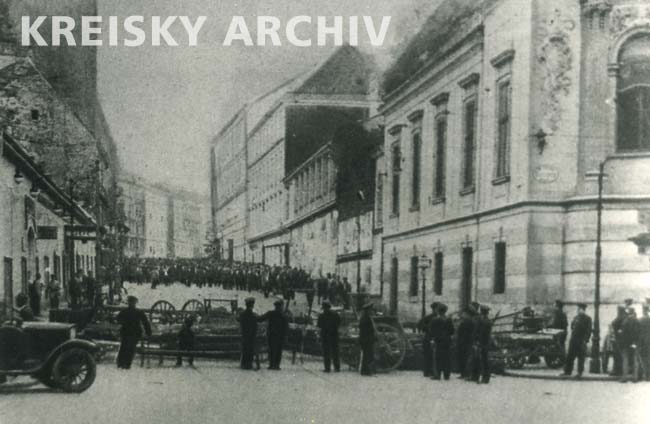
[358,302,376,376]
[418,302,439,377]
[561,303,592,378]
[430,303,454,380]
[456,307,476,379]
[258,299,289,370]
[116,296,152,369]
[549,300,568,350]
[317,300,341,372]
[471,305,493,384]
[620,307,640,383]
[609,305,627,376]
[238,297,258,370]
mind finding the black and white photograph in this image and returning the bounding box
[0,0,649,423]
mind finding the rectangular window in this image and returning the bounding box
[434,116,447,199]
[494,242,507,294]
[496,79,511,178]
[462,99,477,189]
[411,131,422,208]
[434,252,443,295]
[391,144,401,215]
[409,256,419,297]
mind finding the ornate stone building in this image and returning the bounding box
[378,0,650,322]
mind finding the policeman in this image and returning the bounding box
[176,316,196,367]
[317,300,341,372]
[639,304,650,381]
[258,299,289,370]
[430,303,454,380]
[418,302,439,377]
[561,303,592,379]
[116,296,152,370]
[238,297,258,370]
[358,302,376,376]
[472,305,493,384]
[456,307,476,378]
[620,307,640,383]
[610,305,627,376]
[549,300,568,350]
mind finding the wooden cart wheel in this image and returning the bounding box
[374,323,407,373]
[182,299,206,316]
[150,300,176,324]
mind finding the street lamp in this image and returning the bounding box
[585,159,611,374]
[418,254,432,320]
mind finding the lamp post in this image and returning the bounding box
[418,254,432,320]
[356,190,366,294]
[586,160,610,374]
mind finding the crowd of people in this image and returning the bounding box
[121,257,354,307]
[605,298,650,382]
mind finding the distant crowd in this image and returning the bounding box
[120,257,354,308]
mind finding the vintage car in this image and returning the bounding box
[0,319,99,392]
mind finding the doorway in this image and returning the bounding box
[460,247,473,309]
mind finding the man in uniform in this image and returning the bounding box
[620,307,640,383]
[317,300,341,372]
[68,270,83,310]
[238,297,258,370]
[456,307,476,379]
[358,302,376,376]
[418,302,439,377]
[258,299,289,370]
[549,300,568,351]
[472,305,493,384]
[116,296,152,370]
[430,303,455,380]
[639,304,650,381]
[610,305,627,376]
[561,303,592,379]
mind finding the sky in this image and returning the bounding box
[96,0,443,195]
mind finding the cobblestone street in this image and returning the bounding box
[2,355,649,424]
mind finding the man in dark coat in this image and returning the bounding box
[549,300,569,350]
[430,303,455,380]
[238,297,258,370]
[317,300,341,372]
[176,316,196,367]
[561,303,592,378]
[418,302,439,377]
[471,305,493,384]
[68,270,83,310]
[258,299,289,370]
[610,305,627,376]
[28,273,42,317]
[358,302,376,376]
[456,308,476,378]
[116,296,152,369]
[619,307,640,383]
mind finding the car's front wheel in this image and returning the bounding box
[52,348,96,393]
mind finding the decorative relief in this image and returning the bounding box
[609,4,650,37]
[537,8,576,134]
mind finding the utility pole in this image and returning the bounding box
[68,178,75,284]
[94,160,103,298]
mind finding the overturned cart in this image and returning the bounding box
[491,308,566,370]
[288,313,410,373]
[82,298,267,367]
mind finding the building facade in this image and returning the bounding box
[211,46,382,282]
[118,174,208,260]
[378,0,650,322]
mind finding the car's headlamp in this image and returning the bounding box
[69,327,77,339]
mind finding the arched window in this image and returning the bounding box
[617,34,650,152]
